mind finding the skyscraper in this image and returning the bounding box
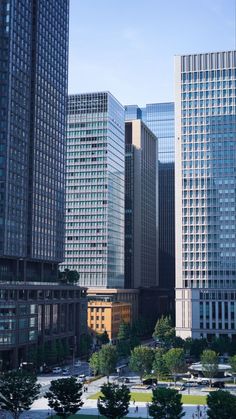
[0,0,68,278]
[62,92,125,289]
[143,104,175,290]
[125,119,158,288]
[124,103,175,290]
[0,0,88,368]
[175,50,236,340]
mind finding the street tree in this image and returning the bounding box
[98,344,118,380]
[89,351,100,376]
[0,371,41,419]
[148,387,185,419]
[98,330,110,345]
[184,338,208,359]
[207,390,236,419]
[152,348,168,381]
[153,315,175,347]
[229,354,236,383]
[129,346,154,380]
[59,269,79,284]
[210,336,231,355]
[97,382,130,419]
[79,333,93,359]
[117,322,130,341]
[200,349,218,384]
[45,377,83,418]
[163,348,186,385]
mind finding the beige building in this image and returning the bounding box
[87,300,131,341]
[87,288,139,322]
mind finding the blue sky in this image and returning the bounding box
[69,0,235,106]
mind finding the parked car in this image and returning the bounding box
[62,368,70,376]
[211,382,225,388]
[142,378,157,386]
[52,367,62,374]
[198,380,209,386]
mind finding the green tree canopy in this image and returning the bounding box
[163,348,186,384]
[45,377,83,418]
[97,382,131,419]
[79,333,93,358]
[153,315,175,347]
[117,322,130,341]
[229,354,236,376]
[98,330,110,345]
[129,346,154,379]
[148,387,185,419]
[210,336,231,355]
[184,337,208,359]
[152,348,168,381]
[0,371,41,419]
[98,344,118,379]
[207,390,236,419]
[200,349,218,382]
[59,269,79,284]
[89,351,100,376]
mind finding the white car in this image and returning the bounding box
[74,360,81,367]
[52,367,62,374]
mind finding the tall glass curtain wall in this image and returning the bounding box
[63,92,125,288]
[0,0,68,262]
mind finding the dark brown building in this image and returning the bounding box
[0,282,87,369]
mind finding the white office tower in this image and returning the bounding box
[175,51,236,340]
[62,92,125,289]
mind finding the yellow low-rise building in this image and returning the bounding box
[87,300,131,341]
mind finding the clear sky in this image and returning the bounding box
[69,0,236,106]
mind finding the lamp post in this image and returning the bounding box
[146,402,149,418]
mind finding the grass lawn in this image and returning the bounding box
[89,392,207,405]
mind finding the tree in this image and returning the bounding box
[97,382,130,419]
[98,330,110,345]
[129,346,154,380]
[210,336,231,355]
[163,348,186,384]
[79,333,93,358]
[45,377,83,418]
[117,322,130,341]
[229,354,236,383]
[117,340,131,358]
[200,349,218,384]
[148,387,185,419]
[152,348,168,381]
[59,269,79,284]
[89,351,100,376]
[207,390,236,419]
[0,371,41,419]
[184,338,208,359]
[98,344,118,380]
[153,315,175,347]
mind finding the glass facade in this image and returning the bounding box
[175,50,236,339]
[125,102,175,290]
[125,120,158,289]
[0,0,68,264]
[62,92,125,289]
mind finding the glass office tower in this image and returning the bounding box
[125,103,175,290]
[62,92,125,289]
[0,1,88,369]
[0,0,68,280]
[175,50,236,339]
[125,120,158,289]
